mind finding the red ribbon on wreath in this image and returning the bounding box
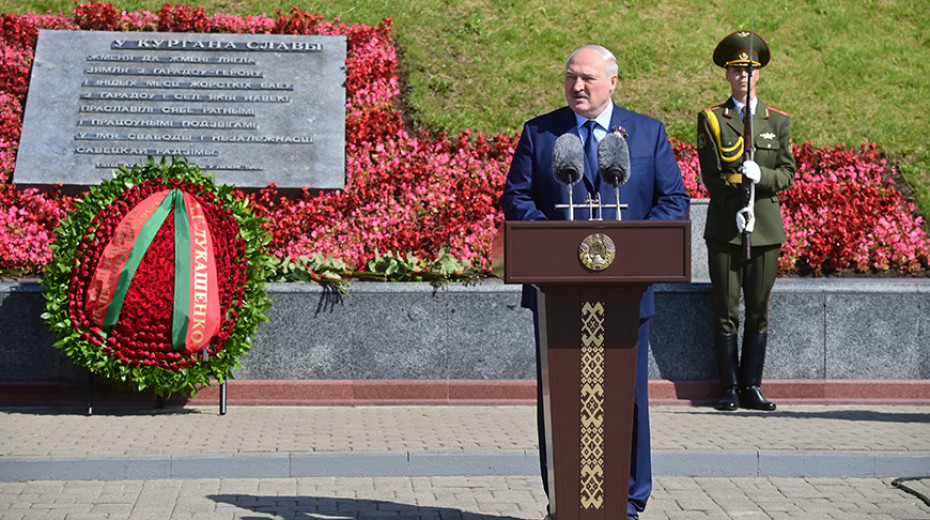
[84,189,221,354]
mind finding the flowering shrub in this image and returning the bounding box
[73,0,120,31]
[0,3,928,280]
[0,185,70,274]
[42,158,272,397]
[780,142,930,275]
[254,130,517,272]
[671,137,708,199]
[0,46,33,106]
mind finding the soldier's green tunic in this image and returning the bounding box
[698,99,795,247]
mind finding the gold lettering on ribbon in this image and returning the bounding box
[188,213,210,344]
[580,301,605,510]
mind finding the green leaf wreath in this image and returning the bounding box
[41,158,273,398]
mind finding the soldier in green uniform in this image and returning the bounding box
[697,31,796,411]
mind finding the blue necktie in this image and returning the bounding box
[583,120,598,186]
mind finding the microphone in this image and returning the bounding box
[552,132,585,185]
[597,132,631,187]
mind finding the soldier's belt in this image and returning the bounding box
[725,173,743,184]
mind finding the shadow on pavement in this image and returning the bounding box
[209,494,529,520]
[688,408,930,423]
[0,405,203,417]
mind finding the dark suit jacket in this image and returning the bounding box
[697,98,795,246]
[500,103,690,318]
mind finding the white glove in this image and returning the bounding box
[740,160,761,184]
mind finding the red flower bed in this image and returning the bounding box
[1,3,928,278]
[780,142,930,274]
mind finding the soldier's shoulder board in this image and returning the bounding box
[767,105,790,117]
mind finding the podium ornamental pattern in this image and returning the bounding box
[580,301,606,510]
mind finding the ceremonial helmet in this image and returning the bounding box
[713,30,770,68]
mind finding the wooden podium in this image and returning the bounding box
[503,220,690,520]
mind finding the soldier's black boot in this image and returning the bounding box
[714,334,739,411]
[739,331,776,411]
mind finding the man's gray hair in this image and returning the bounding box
[566,45,619,78]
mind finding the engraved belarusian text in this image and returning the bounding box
[15,31,346,188]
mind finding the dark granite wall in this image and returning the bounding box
[3,278,928,382]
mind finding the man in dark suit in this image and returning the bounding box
[500,44,689,520]
[697,31,795,412]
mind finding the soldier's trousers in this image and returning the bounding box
[706,239,781,335]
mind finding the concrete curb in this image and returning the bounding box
[3,451,928,482]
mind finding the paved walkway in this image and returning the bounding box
[1,404,929,519]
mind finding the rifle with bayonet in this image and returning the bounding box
[735,27,756,262]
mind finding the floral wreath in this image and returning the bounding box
[42,158,272,398]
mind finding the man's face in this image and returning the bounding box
[726,65,759,102]
[564,48,618,120]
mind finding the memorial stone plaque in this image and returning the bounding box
[14,30,347,189]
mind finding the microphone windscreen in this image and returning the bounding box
[552,132,585,185]
[597,133,631,187]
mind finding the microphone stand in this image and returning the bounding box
[613,186,623,221]
[582,193,603,221]
[566,184,575,221]
[555,189,626,221]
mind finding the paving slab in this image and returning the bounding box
[1,404,929,519]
